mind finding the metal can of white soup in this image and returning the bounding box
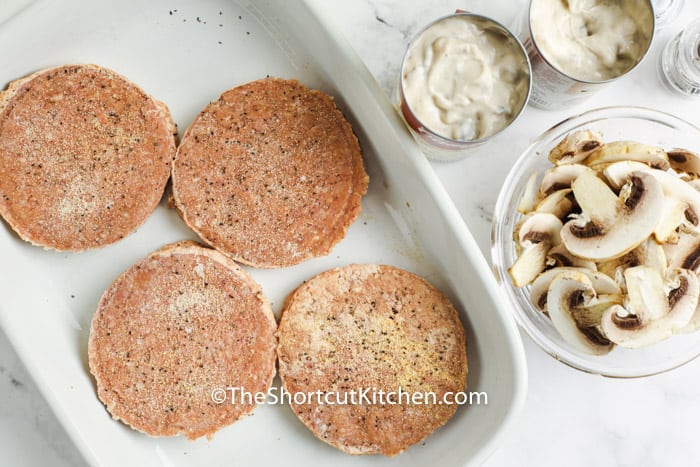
[514,0,655,110]
[397,13,531,162]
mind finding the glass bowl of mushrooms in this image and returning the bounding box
[492,106,700,377]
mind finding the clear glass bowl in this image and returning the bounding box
[491,106,700,377]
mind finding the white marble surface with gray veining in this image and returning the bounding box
[2,0,700,466]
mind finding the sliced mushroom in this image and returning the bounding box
[547,270,615,355]
[545,244,596,270]
[548,130,603,166]
[655,201,688,244]
[603,160,652,189]
[561,170,665,261]
[535,189,577,220]
[539,163,597,197]
[597,237,667,290]
[665,231,700,271]
[605,161,685,242]
[584,141,670,171]
[664,231,700,332]
[604,161,700,241]
[518,171,541,214]
[572,294,624,328]
[600,266,699,348]
[530,266,619,313]
[516,212,563,245]
[643,170,700,233]
[668,149,700,179]
[508,213,563,287]
[604,161,700,222]
[624,265,668,321]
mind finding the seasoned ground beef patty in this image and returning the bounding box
[277,264,467,455]
[0,64,176,250]
[172,78,368,268]
[88,241,276,439]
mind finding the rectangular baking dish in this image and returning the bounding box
[0,0,527,465]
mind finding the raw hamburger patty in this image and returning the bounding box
[88,241,276,439]
[0,64,176,251]
[277,264,467,456]
[172,78,368,268]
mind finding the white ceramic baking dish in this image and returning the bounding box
[0,0,527,465]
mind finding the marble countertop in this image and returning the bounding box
[2,0,700,466]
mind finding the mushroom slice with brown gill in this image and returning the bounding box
[665,231,700,271]
[583,141,670,171]
[547,270,616,355]
[539,164,597,197]
[535,189,577,220]
[603,160,654,190]
[600,266,699,348]
[530,266,620,313]
[545,244,596,270]
[548,130,603,166]
[647,165,700,231]
[561,170,665,261]
[668,149,700,180]
[664,231,700,332]
[604,161,700,242]
[508,212,563,287]
[597,237,667,290]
